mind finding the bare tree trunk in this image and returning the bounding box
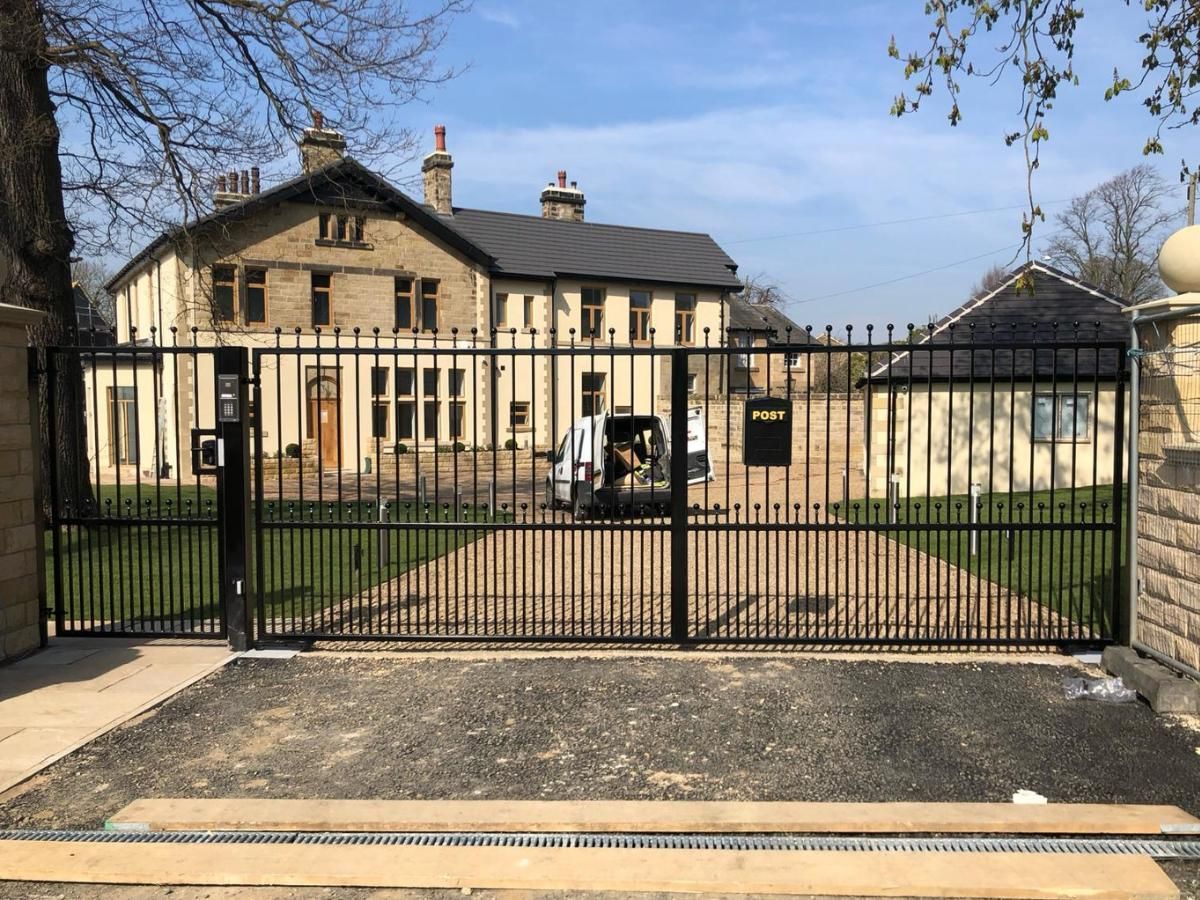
[0,0,93,515]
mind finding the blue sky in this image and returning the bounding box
[392,0,1185,329]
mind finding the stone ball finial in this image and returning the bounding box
[1159,224,1200,293]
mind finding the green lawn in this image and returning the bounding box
[842,485,1126,634]
[47,485,500,629]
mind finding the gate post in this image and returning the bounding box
[216,347,252,651]
[669,348,689,642]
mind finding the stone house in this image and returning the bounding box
[97,119,743,476]
[724,298,811,394]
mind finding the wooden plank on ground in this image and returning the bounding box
[105,798,1200,835]
[0,840,1181,898]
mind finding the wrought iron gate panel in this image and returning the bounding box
[682,328,1127,646]
[42,336,224,637]
[252,331,676,642]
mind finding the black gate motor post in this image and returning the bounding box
[216,348,252,651]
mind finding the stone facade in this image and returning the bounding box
[1132,309,1200,670]
[0,303,44,663]
[195,201,486,334]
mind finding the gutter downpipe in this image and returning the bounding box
[1125,303,1200,681]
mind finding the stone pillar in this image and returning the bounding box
[1126,224,1200,672]
[0,302,45,662]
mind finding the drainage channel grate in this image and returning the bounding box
[2,831,1200,859]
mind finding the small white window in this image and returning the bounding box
[686,373,697,393]
[1034,393,1090,441]
[733,333,751,369]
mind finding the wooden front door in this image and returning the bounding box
[307,373,341,469]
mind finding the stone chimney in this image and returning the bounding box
[540,170,585,222]
[422,124,454,215]
[213,166,261,209]
[299,110,346,173]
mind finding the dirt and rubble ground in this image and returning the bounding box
[1,652,1199,897]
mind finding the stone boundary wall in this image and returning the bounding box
[0,304,44,663]
[1134,311,1200,669]
[701,395,866,473]
[261,448,538,481]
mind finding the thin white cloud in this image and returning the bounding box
[424,104,1156,326]
[478,5,519,28]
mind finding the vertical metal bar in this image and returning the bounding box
[252,350,266,639]
[670,346,689,643]
[1111,345,1128,644]
[42,349,65,637]
[217,346,252,650]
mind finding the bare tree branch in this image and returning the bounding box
[1045,164,1179,303]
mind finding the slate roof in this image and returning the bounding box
[73,284,114,345]
[443,208,741,288]
[862,262,1131,384]
[726,297,812,340]
[109,157,741,293]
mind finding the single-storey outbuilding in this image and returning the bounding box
[860,261,1131,499]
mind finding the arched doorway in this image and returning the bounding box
[306,371,341,468]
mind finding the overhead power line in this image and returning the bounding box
[789,243,1024,307]
[726,200,1068,245]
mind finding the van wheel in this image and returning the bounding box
[572,489,588,521]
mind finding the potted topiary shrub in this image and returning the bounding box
[453,441,466,453]
[395,442,408,455]
[285,443,300,459]
[504,438,518,451]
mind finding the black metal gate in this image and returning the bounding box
[42,324,1127,648]
[243,326,1126,648]
[40,337,225,637]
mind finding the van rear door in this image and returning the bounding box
[589,412,607,484]
[684,406,715,485]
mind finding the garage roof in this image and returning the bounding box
[862,262,1131,384]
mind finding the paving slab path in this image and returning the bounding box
[0,637,233,795]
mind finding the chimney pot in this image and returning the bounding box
[240,170,250,194]
[251,166,261,194]
[434,124,446,152]
[228,170,238,191]
[571,181,577,188]
[557,170,567,188]
[312,109,324,130]
[216,175,227,192]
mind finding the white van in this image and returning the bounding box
[545,408,714,519]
